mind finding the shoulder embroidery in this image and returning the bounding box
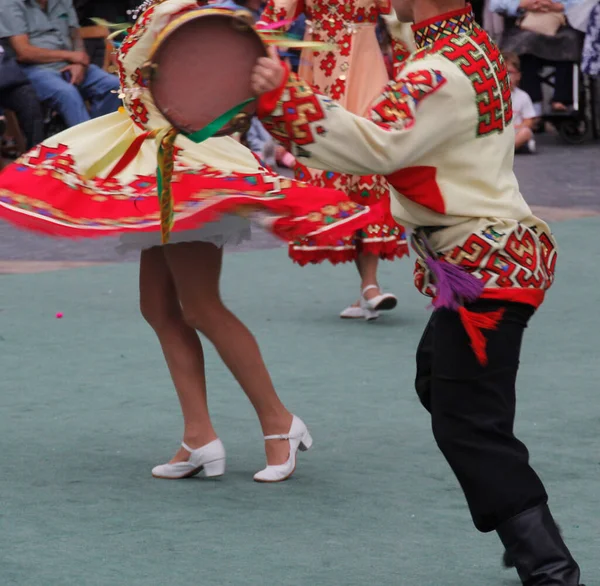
[438,30,512,137]
[369,69,447,131]
[410,26,513,138]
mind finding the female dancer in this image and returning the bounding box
[258,0,414,320]
[0,0,379,482]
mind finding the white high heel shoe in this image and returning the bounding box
[151,438,226,479]
[339,285,397,320]
[253,415,313,483]
[340,301,379,320]
[362,284,397,312]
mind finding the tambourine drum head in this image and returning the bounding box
[150,13,266,134]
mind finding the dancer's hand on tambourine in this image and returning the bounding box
[251,46,286,96]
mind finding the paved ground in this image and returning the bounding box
[1,135,599,586]
[2,218,599,585]
[0,134,598,271]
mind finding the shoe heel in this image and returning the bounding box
[203,458,226,477]
[363,308,378,321]
[299,431,313,452]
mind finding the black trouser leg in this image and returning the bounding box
[0,83,45,150]
[552,62,575,106]
[415,301,547,531]
[520,55,544,104]
[415,301,581,584]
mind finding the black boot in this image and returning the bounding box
[497,504,583,585]
[503,523,562,569]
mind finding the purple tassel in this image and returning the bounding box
[425,257,484,311]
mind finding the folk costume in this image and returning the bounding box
[256,5,584,584]
[259,0,412,265]
[0,0,380,252]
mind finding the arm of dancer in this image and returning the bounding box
[252,54,473,178]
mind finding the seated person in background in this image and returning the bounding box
[505,51,537,153]
[490,0,583,115]
[0,44,45,150]
[0,0,121,128]
[73,0,136,68]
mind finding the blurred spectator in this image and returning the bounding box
[491,0,584,115]
[240,0,264,19]
[0,0,121,128]
[244,118,277,168]
[0,43,45,149]
[505,51,537,152]
[73,0,136,68]
[581,0,600,76]
[243,118,295,169]
[278,15,306,72]
[471,0,486,24]
[483,0,506,43]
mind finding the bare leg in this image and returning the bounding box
[139,247,218,463]
[356,252,381,300]
[163,242,293,466]
[347,251,384,308]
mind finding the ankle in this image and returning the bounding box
[361,283,381,298]
[259,411,293,435]
[182,429,219,449]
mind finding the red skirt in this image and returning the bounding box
[289,163,409,266]
[0,142,385,247]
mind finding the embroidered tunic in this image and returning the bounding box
[257,6,557,349]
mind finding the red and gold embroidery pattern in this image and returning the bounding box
[261,76,328,149]
[369,69,447,131]
[390,38,412,79]
[290,162,408,263]
[437,34,512,136]
[413,224,557,302]
[412,9,513,137]
[413,8,472,48]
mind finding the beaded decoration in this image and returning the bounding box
[128,0,167,21]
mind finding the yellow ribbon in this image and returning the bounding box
[156,127,179,245]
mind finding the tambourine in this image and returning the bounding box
[140,8,267,137]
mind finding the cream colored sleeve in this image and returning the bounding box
[260,62,472,177]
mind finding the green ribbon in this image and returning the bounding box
[157,97,256,195]
[185,98,256,144]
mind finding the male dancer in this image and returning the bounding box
[250,1,585,583]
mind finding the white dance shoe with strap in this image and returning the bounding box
[253,415,313,483]
[340,285,398,321]
[151,438,226,479]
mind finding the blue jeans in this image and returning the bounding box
[23,64,121,128]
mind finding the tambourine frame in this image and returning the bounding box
[141,9,266,136]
